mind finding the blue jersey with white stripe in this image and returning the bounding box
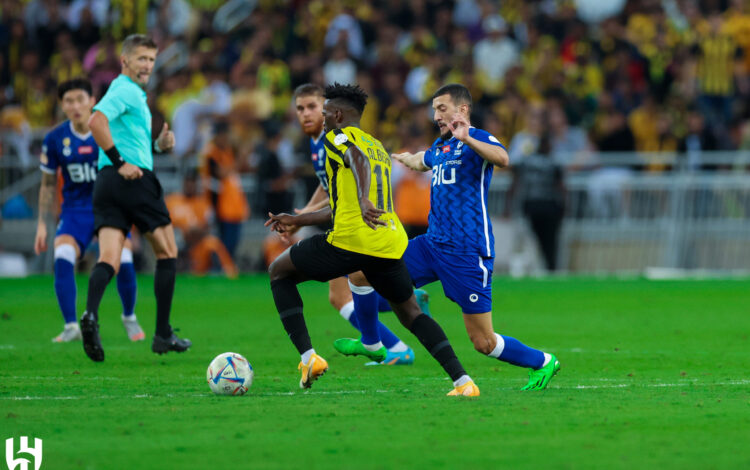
[422,127,504,258]
[309,131,328,191]
[39,121,99,210]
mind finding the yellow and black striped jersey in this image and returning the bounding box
[323,126,408,259]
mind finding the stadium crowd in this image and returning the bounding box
[2,0,749,270]
[4,0,750,160]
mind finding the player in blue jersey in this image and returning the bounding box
[33,78,145,343]
[288,83,424,365]
[384,84,559,391]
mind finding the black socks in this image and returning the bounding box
[86,262,115,320]
[271,278,312,355]
[154,258,176,338]
[408,314,466,381]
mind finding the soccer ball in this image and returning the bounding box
[206,352,254,396]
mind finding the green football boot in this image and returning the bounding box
[521,354,561,391]
[333,338,387,362]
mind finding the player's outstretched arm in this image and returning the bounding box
[89,111,143,180]
[448,113,509,168]
[34,172,56,255]
[296,184,329,215]
[344,146,386,229]
[392,151,429,171]
[265,207,332,234]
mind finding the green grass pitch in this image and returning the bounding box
[1,275,749,469]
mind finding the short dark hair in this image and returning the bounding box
[324,82,368,115]
[293,83,324,101]
[122,34,157,55]
[57,78,93,100]
[431,83,472,111]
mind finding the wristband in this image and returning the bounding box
[153,139,162,154]
[104,146,126,169]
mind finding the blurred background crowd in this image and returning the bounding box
[1,0,750,274]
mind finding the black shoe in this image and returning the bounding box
[152,331,192,355]
[80,311,104,362]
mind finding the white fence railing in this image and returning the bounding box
[2,135,750,273]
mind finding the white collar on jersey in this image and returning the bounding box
[69,121,92,141]
[311,130,325,145]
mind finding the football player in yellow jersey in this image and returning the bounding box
[266,83,478,395]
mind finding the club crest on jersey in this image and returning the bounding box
[457,141,464,149]
[442,145,451,153]
[62,137,72,157]
[312,153,318,161]
[78,145,93,154]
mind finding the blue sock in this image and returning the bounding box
[376,293,392,312]
[117,262,137,317]
[54,258,77,324]
[497,335,545,369]
[350,288,381,345]
[351,289,401,349]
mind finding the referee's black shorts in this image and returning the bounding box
[289,233,414,304]
[93,166,172,235]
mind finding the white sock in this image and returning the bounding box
[388,340,409,353]
[122,313,137,321]
[488,333,505,358]
[301,348,315,364]
[339,301,354,321]
[64,321,78,328]
[362,341,384,351]
[453,375,472,387]
[542,352,552,367]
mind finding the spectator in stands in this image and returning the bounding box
[473,14,519,95]
[253,120,294,219]
[165,171,238,277]
[508,130,566,271]
[200,120,249,260]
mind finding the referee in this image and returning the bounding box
[81,34,190,362]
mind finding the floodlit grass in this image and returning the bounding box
[1,275,749,469]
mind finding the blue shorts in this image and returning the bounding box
[403,235,493,314]
[56,207,96,255]
[56,207,131,256]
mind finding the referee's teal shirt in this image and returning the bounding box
[93,74,153,170]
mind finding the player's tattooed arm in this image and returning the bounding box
[344,145,386,230]
[392,151,429,171]
[38,172,56,222]
[34,172,57,254]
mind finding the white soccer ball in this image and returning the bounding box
[206,352,254,396]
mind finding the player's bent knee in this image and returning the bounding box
[470,334,497,355]
[54,244,77,264]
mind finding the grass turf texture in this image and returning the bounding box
[1,275,749,469]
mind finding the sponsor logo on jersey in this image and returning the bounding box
[333,133,349,146]
[78,145,93,154]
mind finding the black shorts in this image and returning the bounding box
[290,233,413,304]
[93,166,171,234]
